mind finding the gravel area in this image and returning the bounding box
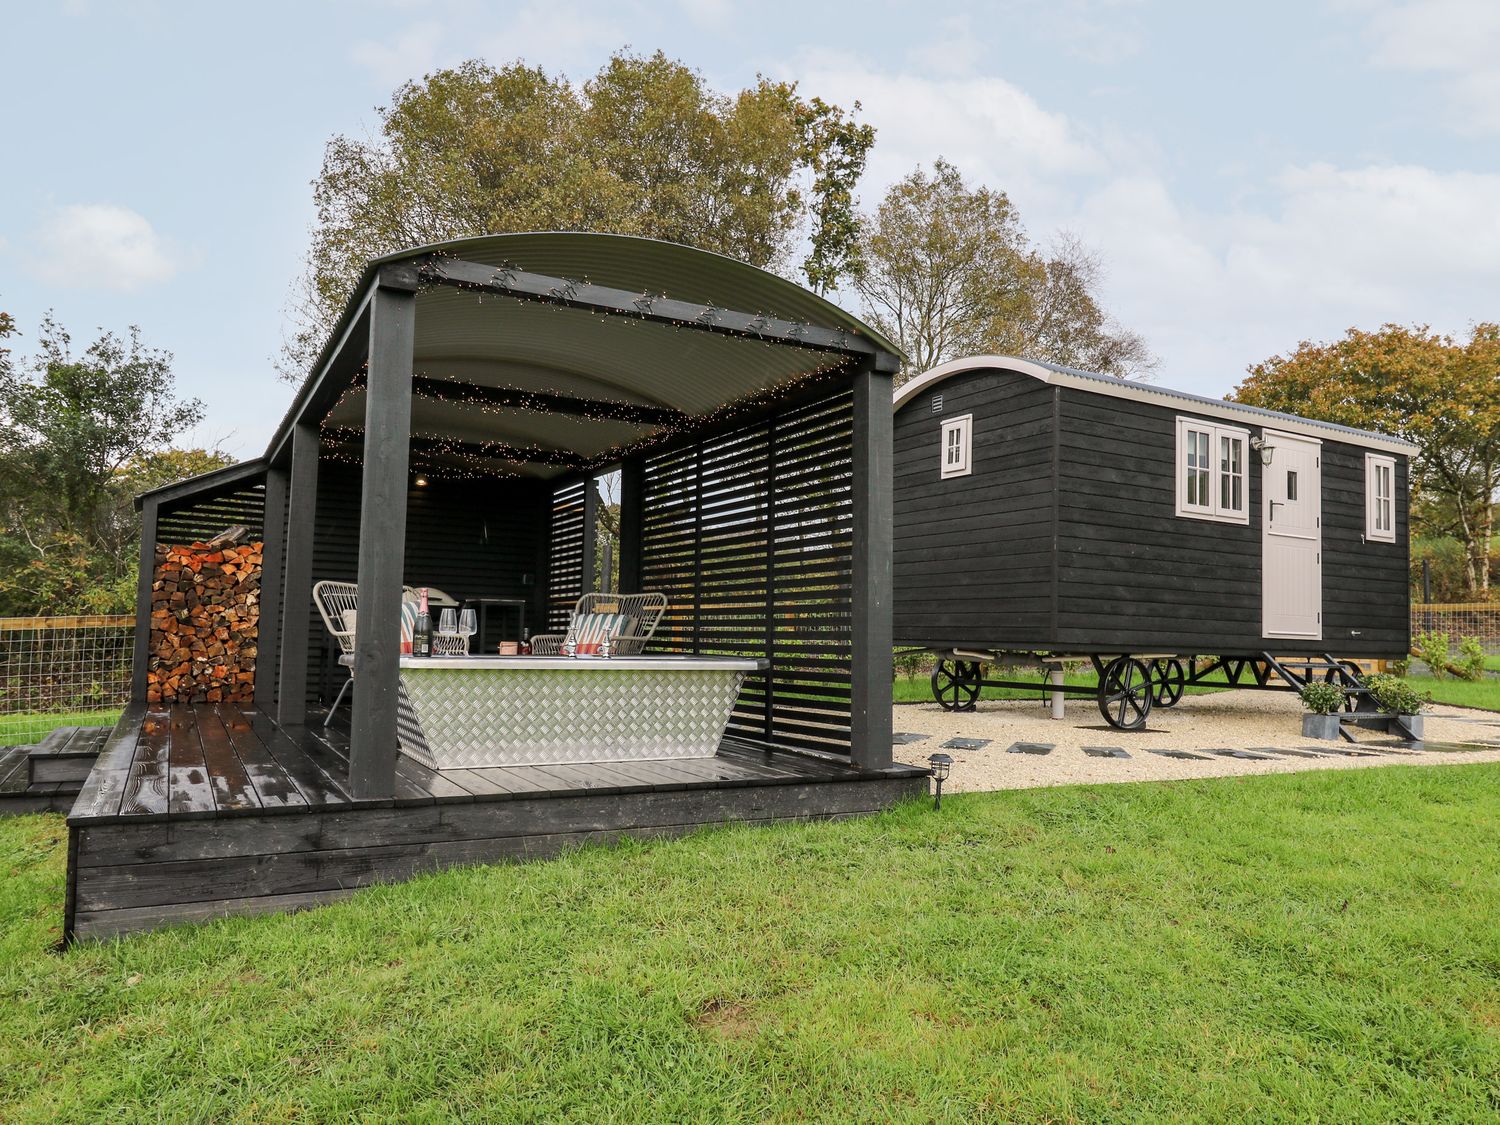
[891,688,1500,792]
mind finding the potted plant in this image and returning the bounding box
[1363,673,1431,740]
[1299,681,1346,739]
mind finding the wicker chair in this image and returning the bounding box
[531,592,668,656]
[313,581,436,725]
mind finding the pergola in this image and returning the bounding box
[134,233,903,799]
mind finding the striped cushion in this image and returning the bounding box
[565,612,628,655]
[399,594,420,653]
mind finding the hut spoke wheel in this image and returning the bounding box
[932,659,982,712]
[1151,658,1186,707]
[1097,656,1153,730]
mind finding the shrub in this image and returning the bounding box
[1364,673,1431,715]
[1453,636,1486,682]
[1300,681,1346,715]
[1412,630,1450,679]
[893,648,931,682]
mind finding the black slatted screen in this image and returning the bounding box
[548,479,587,630]
[640,390,855,758]
[156,484,267,544]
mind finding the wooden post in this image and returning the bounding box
[130,497,159,703]
[618,458,643,593]
[254,465,289,707]
[276,424,320,725]
[349,275,416,799]
[849,362,894,770]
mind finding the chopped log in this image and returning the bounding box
[147,540,263,704]
[206,525,251,548]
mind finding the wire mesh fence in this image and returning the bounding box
[0,615,134,747]
[1411,603,1500,652]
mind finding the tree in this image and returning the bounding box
[1234,324,1500,595]
[283,51,873,379]
[0,315,230,614]
[853,160,1153,380]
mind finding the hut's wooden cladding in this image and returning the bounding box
[547,480,588,632]
[156,484,267,544]
[639,390,857,758]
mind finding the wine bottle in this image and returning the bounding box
[414,588,433,658]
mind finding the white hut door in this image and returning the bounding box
[1262,431,1322,639]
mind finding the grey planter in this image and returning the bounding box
[1301,713,1343,740]
[1392,714,1424,741]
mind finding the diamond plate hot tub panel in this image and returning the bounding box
[396,666,749,769]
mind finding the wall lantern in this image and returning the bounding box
[414,475,430,488]
[928,752,953,810]
[1250,436,1275,465]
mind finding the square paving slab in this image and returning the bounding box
[1206,748,1276,760]
[1249,746,1335,759]
[1146,748,1213,761]
[941,737,991,751]
[892,732,929,745]
[1081,746,1131,759]
[1005,742,1054,755]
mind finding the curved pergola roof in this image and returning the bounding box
[265,232,901,478]
[895,355,1418,455]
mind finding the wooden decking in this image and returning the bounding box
[0,726,109,815]
[66,704,928,940]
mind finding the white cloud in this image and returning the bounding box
[792,50,1109,208]
[788,49,1500,394]
[350,21,445,87]
[1358,0,1500,133]
[30,204,181,293]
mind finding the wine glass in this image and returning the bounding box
[439,607,457,636]
[458,608,478,642]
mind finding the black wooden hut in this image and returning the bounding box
[892,356,1417,724]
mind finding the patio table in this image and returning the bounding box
[393,654,767,769]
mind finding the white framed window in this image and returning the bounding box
[940,414,972,479]
[1365,453,1396,542]
[1175,416,1249,524]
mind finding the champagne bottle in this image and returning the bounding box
[414,588,432,658]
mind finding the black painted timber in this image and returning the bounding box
[64,703,928,941]
[893,363,1411,659]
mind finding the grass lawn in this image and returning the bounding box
[0,709,122,747]
[1413,674,1500,712]
[3,766,1498,1121]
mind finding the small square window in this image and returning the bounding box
[940,414,972,479]
[1365,453,1396,542]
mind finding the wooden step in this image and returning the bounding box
[27,727,110,785]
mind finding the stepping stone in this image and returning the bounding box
[941,737,991,751]
[1205,748,1276,761]
[1005,742,1053,755]
[1250,746,1334,759]
[1146,748,1212,761]
[892,732,929,745]
[1302,745,1383,757]
[1082,746,1131,759]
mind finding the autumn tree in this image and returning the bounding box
[284,51,873,378]
[853,160,1153,380]
[0,315,231,613]
[1234,323,1500,595]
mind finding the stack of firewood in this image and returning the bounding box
[147,529,262,704]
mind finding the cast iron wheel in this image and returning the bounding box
[932,659,982,712]
[1151,658,1186,707]
[1097,656,1154,730]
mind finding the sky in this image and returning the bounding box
[2,0,1498,460]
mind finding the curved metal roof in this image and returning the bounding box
[895,355,1419,455]
[271,232,901,476]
